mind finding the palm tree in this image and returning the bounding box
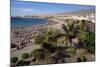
[32,41,71,64]
[51,48,70,64]
[34,28,54,45]
[41,42,57,53]
[31,48,52,64]
[79,20,87,31]
[44,29,54,42]
[51,19,79,46]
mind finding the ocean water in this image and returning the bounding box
[11,17,49,28]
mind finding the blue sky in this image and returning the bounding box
[11,0,95,16]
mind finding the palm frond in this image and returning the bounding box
[62,24,69,33]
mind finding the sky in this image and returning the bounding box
[11,0,95,16]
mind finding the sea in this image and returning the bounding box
[11,17,49,28]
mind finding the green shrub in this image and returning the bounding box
[34,36,45,44]
[11,57,18,64]
[77,56,87,62]
[32,49,45,60]
[79,31,95,54]
[22,53,29,60]
[41,42,56,53]
[84,32,95,54]
[11,43,17,48]
[67,47,76,54]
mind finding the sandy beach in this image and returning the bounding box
[11,17,65,59]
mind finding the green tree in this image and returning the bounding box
[41,42,57,53]
[84,32,95,54]
[34,29,54,44]
[79,31,95,54]
[44,29,54,42]
[31,48,52,64]
[78,20,87,31]
[52,48,70,63]
[53,19,79,46]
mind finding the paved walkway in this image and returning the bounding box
[11,44,40,60]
